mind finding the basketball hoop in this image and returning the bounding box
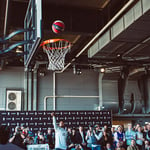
[40,39,71,71]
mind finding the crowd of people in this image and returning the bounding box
[0,113,150,150]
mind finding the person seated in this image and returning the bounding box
[0,125,24,150]
[104,142,114,150]
[115,142,125,150]
[127,139,139,150]
[145,140,150,150]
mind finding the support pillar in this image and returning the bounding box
[24,70,28,110]
[33,70,38,110]
[98,73,104,110]
[28,71,33,110]
[118,67,130,113]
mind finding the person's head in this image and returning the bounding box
[143,124,148,131]
[106,142,111,149]
[131,139,136,146]
[38,131,43,136]
[116,142,121,148]
[79,126,83,132]
[117,125,123,132]
[104,125,108,129]
[128,123,132,130]
[137,126,142,132]
[67,127,72,133]
[89,126,93,132]
[135,123,140,130]
[147,124,150,130]
[15,126,22,134]
[47,128,52,134]
[20,124,24,130]
[95,124,100,131]
[0,125,10,144]
[111,127,115,133]
[59,121,64,128]
[72,128,76,135]
[145,140,149,146]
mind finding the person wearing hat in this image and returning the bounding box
[93,124,103,150]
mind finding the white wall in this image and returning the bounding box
[0,67,24,110]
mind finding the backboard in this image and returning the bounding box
[24,0,42,68]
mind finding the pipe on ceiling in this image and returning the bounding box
[3,0,9,50]
[56,0,138,73]
[3,0,9,37]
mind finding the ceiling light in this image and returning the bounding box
[100,68,105,73]
[73,65,82,75]
[16,48,23,53]
[76,68,82,75]
[17,45,22,48]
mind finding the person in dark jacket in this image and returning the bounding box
[45,128,55,149]
[0,125,24,150]
[76,126,87,150]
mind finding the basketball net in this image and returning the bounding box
[41,39,71,71]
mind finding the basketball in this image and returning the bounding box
[52,20,65,34]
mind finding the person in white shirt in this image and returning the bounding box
[0,125,24,150]
[51,112,68,150]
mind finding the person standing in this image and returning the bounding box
[135,126,144,150]
[51,112,68,150]
[114,126,125,148]
[76,126,87,150]
[93,124,103,150]
[45,128,55,149]
[125,124,136,148]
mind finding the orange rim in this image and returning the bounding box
[40,39,71,48]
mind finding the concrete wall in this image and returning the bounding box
[0,67,147,113]
[0,67,24,110]
[38,69,99,110]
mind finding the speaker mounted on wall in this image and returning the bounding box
[6,90,22,111]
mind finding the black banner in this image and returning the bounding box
[0,111,112,134]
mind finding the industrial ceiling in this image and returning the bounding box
[0,0,150,79]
